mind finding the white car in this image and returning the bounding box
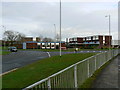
[8,47,17,52]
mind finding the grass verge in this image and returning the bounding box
[0,47,8,50]
[79,55,118,88]
[0,51,11,55]
[2,53,96,88]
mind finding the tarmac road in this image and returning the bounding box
[2,50,107,74]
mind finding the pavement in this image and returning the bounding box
[92,55,120,88]
[1,50,107,74]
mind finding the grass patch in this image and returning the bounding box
[2,53,96,88]
[0,51,11,55]
[79,56,117,88]
[0,47,8,50]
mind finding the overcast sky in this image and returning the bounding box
[0,0,119,41]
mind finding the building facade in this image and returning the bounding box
[22,41,66,49]
[67,35,112,49]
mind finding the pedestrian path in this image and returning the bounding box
[92,55,119,88]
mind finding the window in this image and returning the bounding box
[96,36,99,40]
[86,37,89,41]
[83,38,85,41]
[103,41,105,44]
[75,38,77,41]
[93,36,96,40]
[103,36,105,40]
[42,43,45,45]
[89,37,91,40]
[52,45,54,47]
[56,43,59,45]
[37,43,41,45]
[33,37,36,41]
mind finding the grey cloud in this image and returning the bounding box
[1,2,118,40]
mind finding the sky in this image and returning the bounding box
[0,0,119,41]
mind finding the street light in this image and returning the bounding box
[54,24,56,42]
[105,15,111,50]
[60,0,62,57]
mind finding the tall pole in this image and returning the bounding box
[105,15,111,50]
[54,24,56,49]
[54,24,56,42]
[60,0,62,57]
[108,15,111,50]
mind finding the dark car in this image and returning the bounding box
[8,47,17,52]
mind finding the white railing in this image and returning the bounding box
[23,49,119,90]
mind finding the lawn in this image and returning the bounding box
[0,47,10,55]
[2,53,96,88]
[0,47,8,50]
[0,51,11,55]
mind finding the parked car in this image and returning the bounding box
[8,47,17,52]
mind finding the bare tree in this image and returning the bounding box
[39,35,43,42]
[56,33,60,42]
[42,37,54,42]
[3,30,25,46]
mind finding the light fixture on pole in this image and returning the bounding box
[105,15,111,50]
[54,24,56,42]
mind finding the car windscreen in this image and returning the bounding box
[12,47,16,49]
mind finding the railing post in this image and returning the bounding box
[87,60,90,78]
[74,65,78,88]
[95,56,96,71]
[48,78,51,90]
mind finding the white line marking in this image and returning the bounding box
[0,68,18,76]
[47,52,51,57]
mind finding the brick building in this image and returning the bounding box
[67,35,112,49]
[22,41,66,49]
[22,37,41,42]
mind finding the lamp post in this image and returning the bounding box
[54,24,56,41]
[60,0,62,57]
[105,15,111,50]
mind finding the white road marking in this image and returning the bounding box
[0,68,18,76]
[47,52,51,57]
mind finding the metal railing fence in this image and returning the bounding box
[23,49,119,90]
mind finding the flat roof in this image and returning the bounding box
[24,41,65,43]
[68,35,112,39]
